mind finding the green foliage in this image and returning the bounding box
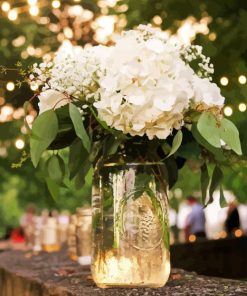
[208,166,223,205]
[219,118,242,155]
[200,163,210,205]
[165,130,183,158]
[47,155,65,183]
[30,110,58,167]
[197,113,221,148]
[69,104,91,153]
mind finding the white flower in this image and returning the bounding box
[38,89,70,114]
[94,26,194,139]
[30,25,225,140]
[192,76,225,107]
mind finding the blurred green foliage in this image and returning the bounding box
[0,0,247,237]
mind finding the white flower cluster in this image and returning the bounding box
[33,42,110,113]
[32,25,225,140]
[94,25,224,139]
[181,45,214,79]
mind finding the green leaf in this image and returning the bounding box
[197,113,221,148]
[47,155,65,183]
[103,136,122,156]
[69,103,90,153]
[219,118,242,155]
[69,138,88,179]
[191,124,226,162]
[46,177,60,201]
[208,166,223,205]
[166,130,183,158]
[30,110,58,167]
[219,185,228,208]
[177,141,201,160]
[164,157,178,188]
[200,163,210,205]
[74,159,92,190]
[49,105,76,150]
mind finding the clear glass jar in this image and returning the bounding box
[91,153,170,288]
[42,217,60,252]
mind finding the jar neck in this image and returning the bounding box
[100,139,163,166]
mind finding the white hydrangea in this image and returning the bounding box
[94,26,194,139]
[192,76,225,107]
[38,89,70,114]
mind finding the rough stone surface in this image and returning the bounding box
[0,248,247,296]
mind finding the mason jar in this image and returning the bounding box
[91,152,170,288]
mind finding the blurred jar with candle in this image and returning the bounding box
[67,214,78,261]
[76,207,92,267]
[91,149,170,288]
[58,212,69,244]
[33,216,43,252]
[42,216,60,252]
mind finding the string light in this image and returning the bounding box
[188,234,196,242]
[234,229,243,238]
[239,103,247,112]
[220,76,228,86]
[208,32,217,41]
[6,81,15,91]
[28,0,38,5]
[8,9,18,21]
[238,75,246,85]
[1,105,14,116]
[29,6,39,16]
[15,139,25,149]
[152,15,163,25]
[224,106,233,117]
[219,231,227,239]
[52,0,61,8]
[1,1,10,12]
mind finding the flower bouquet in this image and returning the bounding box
[24,25,241,287]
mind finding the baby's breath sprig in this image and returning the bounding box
[181,45,214,80]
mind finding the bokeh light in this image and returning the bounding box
[8,9,18,21]
[238,103,247,112]
[220,77,229,86]
[6,81,15,91]
[15,139,25,150]
[238,75,246,85]
[29,6,39,16]
[1,1,10,12]
[224,106,233,116]
[52,0,61,9]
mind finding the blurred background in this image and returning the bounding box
[0,0,246,256]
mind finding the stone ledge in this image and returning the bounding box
[0,248,246,296]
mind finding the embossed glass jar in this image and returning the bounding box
[91,152,170,288]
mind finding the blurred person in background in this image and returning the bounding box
[185,196,206,240]
[20,204,36,248]
[225,201,240,236]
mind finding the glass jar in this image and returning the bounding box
[91,154,170,288]
[33,216,43,252]
[67,214,78,261]
[42,217,60,252]
[76,207,92,266]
